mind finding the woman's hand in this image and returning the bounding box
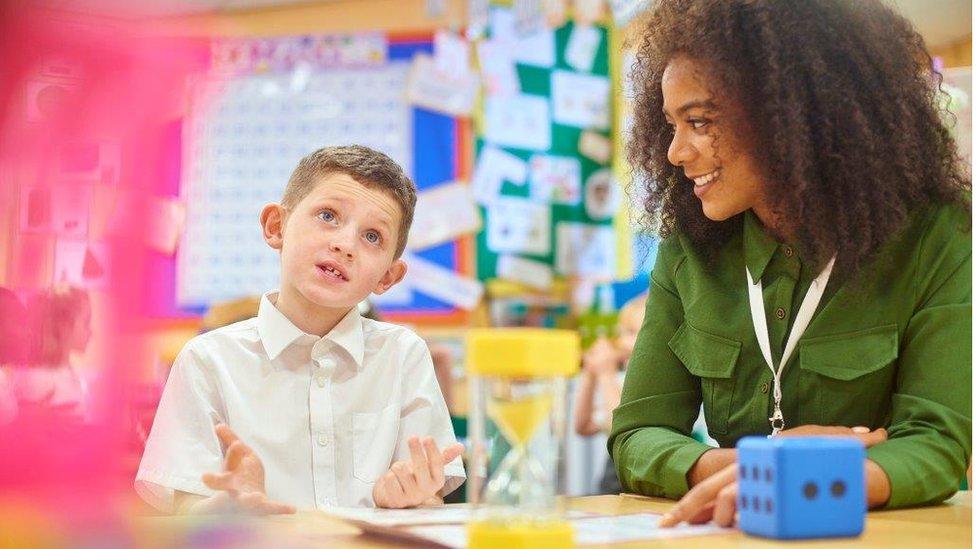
[661,425,890,527]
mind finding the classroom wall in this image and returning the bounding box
[932,36,972,68]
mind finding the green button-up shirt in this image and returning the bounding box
[608,203,972,508]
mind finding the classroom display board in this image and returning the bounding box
[473,9,617,286]
[174,33,468,319]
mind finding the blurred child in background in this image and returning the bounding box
[573,292,647,494]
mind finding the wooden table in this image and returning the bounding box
[136,492,971,548]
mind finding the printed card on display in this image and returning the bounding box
[476,40,520,97]
[487,196,551,256]
[578,131,612,165]
[406,54,479,117]
[490,8,556,68]
[471,146,528,205]
[434,31,471,79]
[402,253,484,310]
[496,254,554,289]
[583,169,618,220]
[53,240,109,288]
[484,94,552,151]
[409,182,482,250]
[556,222,615,278]
[565,24,602,73]
[528,154,582,204]
[551,70,610,130]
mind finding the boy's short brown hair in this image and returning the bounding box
[282,145,417,258]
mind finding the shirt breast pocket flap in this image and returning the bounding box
[668,322,741,435]
[352,403,400,483]
[668,322,741,379]
[799,324,899,381]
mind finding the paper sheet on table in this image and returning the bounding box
[403,253,484,310]
[551,70,610,130]
[409,182,482,250]
[487,196,551,256]
[556,222,615,278]
[326,505,595,527]
[404,513,732,548]
[471,146,527,205]
[565,24,602,73]
[484,94,551,151]
[407,54,480,117]
[497,254,553,289]
[528,154,582,204]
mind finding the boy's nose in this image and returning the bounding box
[329,240,354,260]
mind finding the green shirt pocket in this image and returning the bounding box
[669,322,741,435]
[798,324,899,426]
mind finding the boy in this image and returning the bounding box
[136,145,464,513]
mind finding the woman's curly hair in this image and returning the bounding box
[629,0,970,274]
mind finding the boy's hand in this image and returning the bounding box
[195,423,295,515]
[372,436,464,509]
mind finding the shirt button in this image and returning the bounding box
[784,246,794,258]
[317,434,329,446]
[761,381,769,394]
[315,373,327,387]
[775,307,786,320]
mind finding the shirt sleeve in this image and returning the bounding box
[135,338,226,512]
[394,332,466,498]
[608,237,713,499]
[866,206,972,508]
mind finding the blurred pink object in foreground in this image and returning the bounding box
[0,1,206,542]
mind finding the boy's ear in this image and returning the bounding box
[260,203,287,250]
[373,259,407,295]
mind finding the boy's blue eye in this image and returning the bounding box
[319,210,336,222]
[365,230,381,244]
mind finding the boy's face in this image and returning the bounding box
[262,173,406,314]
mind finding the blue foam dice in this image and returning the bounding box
[736,436,866,539]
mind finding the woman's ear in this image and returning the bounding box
[260,203,287,250]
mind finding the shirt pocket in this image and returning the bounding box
[798,324,899,426]
[352,403,400,483]
[669,322,741,435]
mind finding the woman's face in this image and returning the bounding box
[661,56,768,222]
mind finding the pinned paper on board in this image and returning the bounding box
[490,8,556,68]
[476,40,520,97]
[487,196,551,256]
[579,130,612,165]
[19,184,91,238]
[496,254,554,289]
[434,30,471,79]
[409,182,482,250]
[608,0,651,28]
[572,0,605,26]
[556,222,615,278]
[564,24,602,73]
[484,94,551,151]
[583,169,618,220]
[403,253,484,310]
[528,154,582,204]
[406,54,480,117]
[472,146,528,204]
[551,70,610,130]
[54,239,109,288]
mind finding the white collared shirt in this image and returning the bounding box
[135,291,465,511]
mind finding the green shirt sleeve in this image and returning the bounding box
[866,206,973,508]
[608,237,712,499]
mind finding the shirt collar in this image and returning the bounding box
[742,209,780,282]
[257,291,365,368]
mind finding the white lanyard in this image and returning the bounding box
[746,255,835,436]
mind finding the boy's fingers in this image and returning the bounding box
[423,438,445,485]
[408,437,433,487]
[440,443,464,465]
[202,471,234,491]
[215,423,240,449]
[659,464,737,528]
[392,462,419,496]
[224,441,248,471]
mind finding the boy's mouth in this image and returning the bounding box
[317,260,349,282]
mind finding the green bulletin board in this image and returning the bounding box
[475,13,615,283]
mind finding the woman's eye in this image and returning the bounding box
[689,118,709,130]
[319,210,336,222]
[365,230,381,244]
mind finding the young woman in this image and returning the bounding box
[608,0,971,526]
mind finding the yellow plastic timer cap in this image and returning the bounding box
[465,328,580,378]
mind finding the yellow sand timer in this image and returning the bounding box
[465,328,580,549]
